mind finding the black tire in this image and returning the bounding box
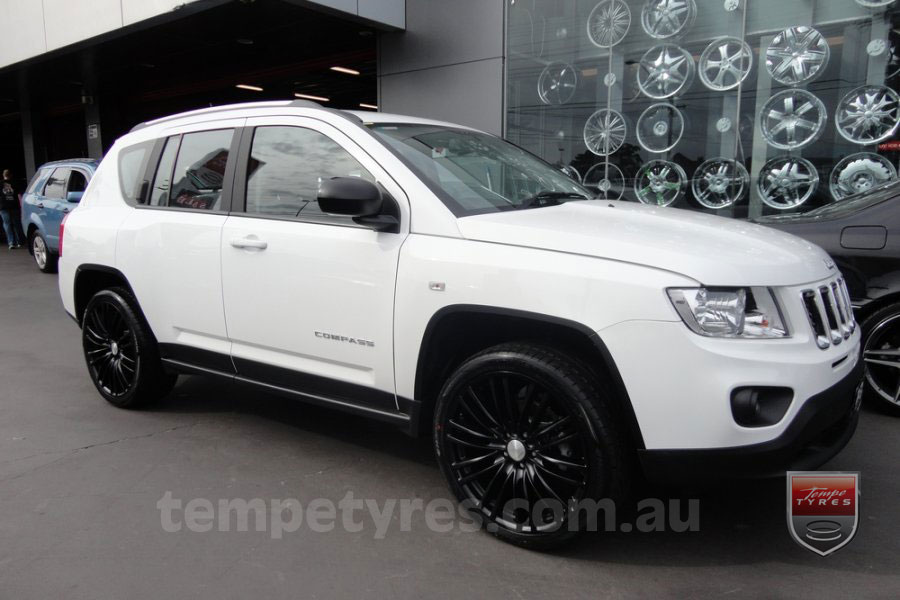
[30,230,57,273]
[861,302,900,416]
[433,342,628,549]
[82,287,177,408]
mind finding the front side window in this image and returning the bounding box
[169,129,234,211]
[43,168,69,200]
[26,167,51,195]
[245,126,374,218]
[370,124,592,216]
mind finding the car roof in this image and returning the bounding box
[38,158,100,170]
[130,100,475,135]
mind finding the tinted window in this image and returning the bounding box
[170,129,234,211]
[118,140,154,205]
[245,126,373,218]
[149,136,180,206]
[68,170,88,193]
[43,168,69,199]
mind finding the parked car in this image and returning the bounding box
[58,101,862,548]
[22,159,99,272]
[756,182,900,416]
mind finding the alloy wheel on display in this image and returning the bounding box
[765,26,829,86]
[640,0,696,40]
[440,371,590,534]
[864,312,900,407]
[759,89,827,150]
[638,44,695,99]
[587,0,632,48]
[584,163,626,200]
[691,159,749,209]
[698,36,753,91]
[757,156,819,210]
[635,160,687,206]
[584,109,627,156]
[835,85,900,145]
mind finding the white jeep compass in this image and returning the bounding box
[58,100,863,548]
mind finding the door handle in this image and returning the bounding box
[62,207,70,213]
[230,236,268,250]
[37,203,44,209]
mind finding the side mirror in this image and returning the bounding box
[318,177,382,217]
[66,191,83,203]
[318,177,400,233]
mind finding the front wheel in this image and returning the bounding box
[30,231,57,273]
[433,343,628,549]
[82,287,176,408]
[862,302,900,416]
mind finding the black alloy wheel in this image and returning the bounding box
[434,343,627,548]
[82,287,176,408]
[862,302,900,415]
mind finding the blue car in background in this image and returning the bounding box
[21,159,99,273]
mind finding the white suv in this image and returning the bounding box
[59,101,863,547]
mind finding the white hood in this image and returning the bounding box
[456,201,834,286]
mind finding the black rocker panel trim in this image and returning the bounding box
[157,344,416,428]
[415,304,646,448]
[232,356,397,412]
[158,343,236,374]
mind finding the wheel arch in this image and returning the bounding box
[73,264,138,325]
[411,305,645,449]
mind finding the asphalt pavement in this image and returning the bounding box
[0,250,897,599]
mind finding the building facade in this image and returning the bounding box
[2,0,899,220]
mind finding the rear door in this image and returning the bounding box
[116,119,243,366]
[39,168,69,248]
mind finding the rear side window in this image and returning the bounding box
[169,129,234,211]
[68,170,88,193]
[26,167,51,194]
[43,168,69,199]
[118,141,154,205]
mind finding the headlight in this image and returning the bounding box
[667,287,788,338]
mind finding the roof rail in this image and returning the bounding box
[130,100,330,132]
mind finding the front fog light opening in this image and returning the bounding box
[668,287,788,338]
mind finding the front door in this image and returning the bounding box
[220,116,409,412]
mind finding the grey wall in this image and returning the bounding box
[378,0,505,135]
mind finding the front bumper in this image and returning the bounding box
[638,359,863,482]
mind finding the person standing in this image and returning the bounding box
[1,169,26,249]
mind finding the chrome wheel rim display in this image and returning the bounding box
[759,89,827,150]
[830,153,897,200]
[765,26,829,86]
[538,62,578,105]
[758,156,819,210]
[636,103,684,153]
[560,165,582,183]
[635,160,687,206]
[864,311,900,407]
[584,109,627,156]
[587,0,631,48]
[640,0,696,40]
[699,37,753,91]
[638,44,695,99]
[584,163,626,200]
[692,159,749,209]
[835,85,900,145]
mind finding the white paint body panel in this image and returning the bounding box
[58,101,857,456]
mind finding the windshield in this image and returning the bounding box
[803,180,900,218]
[368,123,593,216]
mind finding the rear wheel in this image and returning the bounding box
[82,287,176,408]
[30,231,57,273]
[862,302,900,416]
[433,343,628,549]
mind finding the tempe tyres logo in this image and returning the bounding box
[787,472,860,556]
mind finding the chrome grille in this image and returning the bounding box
[801,277,856,349]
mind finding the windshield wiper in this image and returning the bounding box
[517,191,590,210]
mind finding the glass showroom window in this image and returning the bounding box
[506,0,900,217]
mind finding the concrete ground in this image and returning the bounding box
[0,250,897,599]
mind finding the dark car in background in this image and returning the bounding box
[21,159,99,273]
[756,182,900,415]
